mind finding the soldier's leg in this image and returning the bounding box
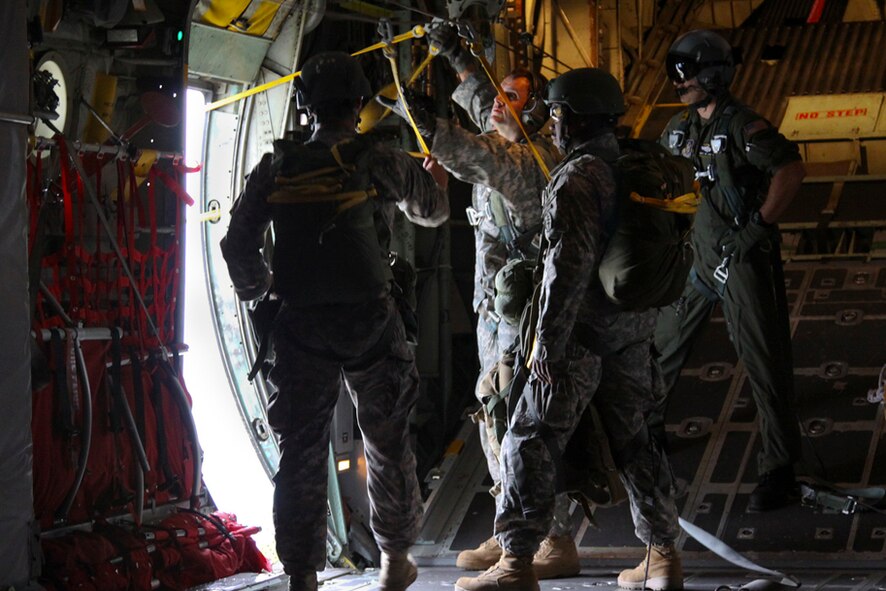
[650,279,718,447]
[654,279,717,395]
[721,247,801,477]
[267,332,343,577]
[596,338,680,546]
[596,335,683,591]
[496,348,601,557]
[476,317,502,488]
[344,310,423,555]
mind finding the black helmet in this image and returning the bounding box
[666,30,736,92]
[295,51,371,109]
[543,68,625,116]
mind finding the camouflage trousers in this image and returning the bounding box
[496,336,680,557]
[267,296,423,576]
[476,313,573,537]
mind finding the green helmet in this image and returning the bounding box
[543,68,625,116]
[295,51,371,109]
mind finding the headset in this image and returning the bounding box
[509,68,549,132]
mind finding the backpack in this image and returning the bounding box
[598,139,696,310]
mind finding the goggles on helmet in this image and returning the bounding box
[665,54,701,83]
[549,103,566,121]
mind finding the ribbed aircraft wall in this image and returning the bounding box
[0,0,36,587]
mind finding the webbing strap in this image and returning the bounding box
[800,482,886,514]
[679,517,801,589]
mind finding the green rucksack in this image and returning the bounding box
[598,139,696,310]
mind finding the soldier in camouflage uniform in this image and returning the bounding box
[381,21,578,577]
[655,30,805,512]
[220,52,449,591]
[455,68,683,591]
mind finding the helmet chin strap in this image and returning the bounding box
[676,83,715,110]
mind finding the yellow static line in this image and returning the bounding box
[472,45,550,181]
[204,25,426,112]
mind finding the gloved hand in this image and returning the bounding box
[718,212,773,263]
[375,89,437,138]
[426,18,474,72]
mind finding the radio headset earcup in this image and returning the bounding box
[520,72,549,130]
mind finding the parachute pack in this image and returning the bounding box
[598,138,696,310]
[484,138,698,516]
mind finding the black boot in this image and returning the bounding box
[749,465,799,512]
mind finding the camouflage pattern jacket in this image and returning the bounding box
[535,133,654,363]
[221,127,449,303]
[434,72,560,320]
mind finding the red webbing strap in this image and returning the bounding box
[146,170,163,347]
[151,165,195,207]
[56,138,83,322]
[93,167,107,323]
[149,164,195,342]
[128,163,148,347]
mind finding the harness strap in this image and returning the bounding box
[800,482,886,514]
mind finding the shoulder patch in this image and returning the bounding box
[743,119,771,137]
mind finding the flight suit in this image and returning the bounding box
[655,94,802,476]
[221,128,448,578]
[496,134,680,556]
[432,72,574,534]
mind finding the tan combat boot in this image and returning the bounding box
[379,551,418,591]
[455,536,501,570]
[454,553,539,591]
[532,535,581,579]
[617,544,683,591]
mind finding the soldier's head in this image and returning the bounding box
[543,68,625,154]
[295,52,371,129]
[490,68,548,141]
[666,29,737,108]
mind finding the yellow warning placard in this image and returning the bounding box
[780,93,884,139]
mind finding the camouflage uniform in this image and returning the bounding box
[496,134,680,556]
[655,95,802,476]
[433,73,573,533]
[221,127,448,577]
